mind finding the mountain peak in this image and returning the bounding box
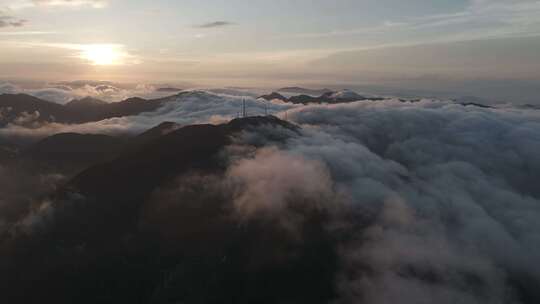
[278,87,332,95]
[122,97,147,103]
[328,89,365,101]
[258,89,369,105]
[258,92,288,102]
[66,96,107,107]
[227,115,299,132]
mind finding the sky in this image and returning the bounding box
[1,0,540,100]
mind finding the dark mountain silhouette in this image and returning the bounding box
[324,90,371,102]
[0,145,17,163]
[156,87,183,92]
[5,114,538,303]
[68,116,298,201]
[96,97,164,119]
[289,94,326,104]
[22,133,127,172]
[0,94,72,126]
[519,104,540,110]
[278,87,332,95]
[18,121,187,174]
[17,115,296,175]
[453,96,494,108]
[126,121,183,150]
[0,93,171,125]
[259,90,375,104]
[62,97,112,122]
[258,92,288,102]
[0,116,338,304]
[458,102,494,109]
[137,121,183,138]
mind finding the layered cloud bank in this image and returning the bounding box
[0,90,294,140]
[258,100,540,303]
[0,81,175,104]
[1,90,539,302]
[166,96,537,303]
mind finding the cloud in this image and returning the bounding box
[1,91,540,302]
[225,147,335,223]
[3,0,107,10]
[0,163,65,235]
[0,81,170,104]
[195,21,235,28]
[287,0,540,46]
[277,100,540,303]
[0,90,297,140]
[167,97,538,302]
[30,0,107,8]
[165,97,539,303]
[0,14,27,28]
[0,31,54,35]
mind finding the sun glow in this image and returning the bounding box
[80,44,124,65]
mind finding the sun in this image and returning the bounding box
[80,44,123,65]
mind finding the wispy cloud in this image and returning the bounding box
[0,13,27,28]
[195,21,235,29]
[6,0,107,10]
[32,0,107,8]
[0,31,55,35]
[286,0,540,44]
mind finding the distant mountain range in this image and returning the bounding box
[156,87,184,92]
[1,90,500,131]
[260,90,500,109]
[0,93,174,127]
[5,115,296,177]
[278,87,332,95]
[66,116,296,201]
[259,89,384,104]
[518,104,540,110]
[0,94,71,126]
[13,121,191,175]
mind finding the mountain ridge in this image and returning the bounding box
[0,93,173,125]
[258,89,377,104]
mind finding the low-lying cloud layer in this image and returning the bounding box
[171,97,535,303]
[275,101,540,303]
[0,90,295,140]
[0,13,26,28]
[0,81,176,104]
[138,95,540,302]
[30,0,106,8]
[1,90,539,302]
[187,96,540,302]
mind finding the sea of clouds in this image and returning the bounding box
[0,81,182,104]
[1,88,540,303]
[259,100,540,303]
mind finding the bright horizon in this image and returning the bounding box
[1,0,540,103]
[0,1,539,79]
